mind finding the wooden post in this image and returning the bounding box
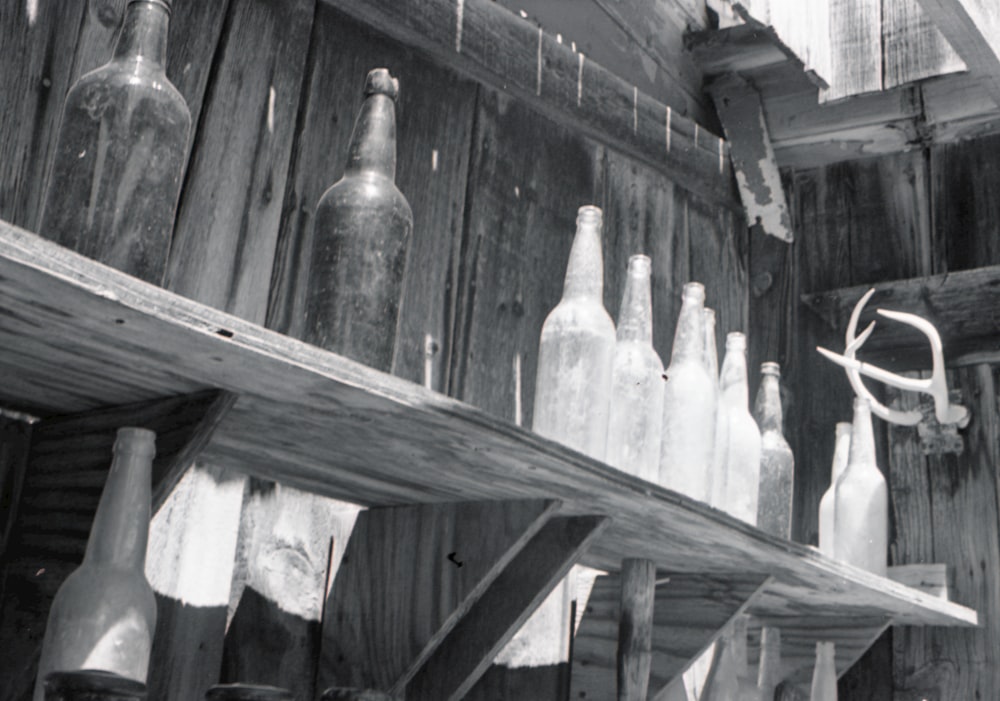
[616,558,656,701]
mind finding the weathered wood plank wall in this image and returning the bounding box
[785,134,1000,699]
[0,0,745,698]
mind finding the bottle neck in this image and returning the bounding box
[754,373,783,431]
[702,310,718,382]
[562,214,604,300]
[670,289,705,364]
[113,1,170,68]
[720,340,748,406]
[616,257,652,342]
[84,436,154,570]
[831,422,851,483]
[847,400,876,469]
[344,93,397,179]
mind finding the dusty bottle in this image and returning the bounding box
[833,398,888,576]
[38,0,190,285]
[659,283,715,500]
[818,422,851,557]
[757,626,782,701]
[809,642,838,701]
[35,429,158,701]
[43,670,146,701]
[719,333,762,524]
[606,254,664,481]
[304,68,413,372]
[703,308,723,506]
[532,205,615,461]
[754,362,795,538]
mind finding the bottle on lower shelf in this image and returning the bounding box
[810,642,838,701]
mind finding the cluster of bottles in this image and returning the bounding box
[699,621,838,701]
[532,207,795,536]
[41,669,389,701]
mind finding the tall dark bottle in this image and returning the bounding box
[304,68,413,371]
[34,429,158,701]
[38,0,190,285]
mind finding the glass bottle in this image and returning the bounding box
[754,362,795,538]
[757,626,782,701]
[38,0,190,285]
[818,422,851,557]
[810,642,838,701]
[304,68,413,372]
[532,205,615,461]
[35,429,158,701]
[719,333,762,524]
[606,254,664,481]
[703,308,723,506]
[659,283,715,501]
[43,670,146,701]
[833,398,888,576]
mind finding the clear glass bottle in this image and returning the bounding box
[703,308,722,506]
[719,332,762,524]
[659,283,715,501]
[304,68,413,372]
[833,398,888,576]
[757,626,782,701]
[532,205,615,461]
[607,254,664,481]
[35,428,158,701]
[810,642,838,701]
[754,362,795,538]
[818,422,851,557]
[38,0,190,285]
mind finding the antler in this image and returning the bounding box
[816,288,970,428]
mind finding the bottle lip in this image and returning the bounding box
[627,254,651,274]
[576,205,603,227]
[128,0,171,14]
[725,331,746,350]
[114,427,157,456]
[835,421,852,434]
[364,68,400,101]
[682,281,705,301]
[703,307,716,322]
[853,396,872,411]
[761,361,781,376]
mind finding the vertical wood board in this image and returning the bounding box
[821,0,882,103]
[883,0,966,89]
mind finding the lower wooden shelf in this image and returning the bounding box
[0,219,976,691]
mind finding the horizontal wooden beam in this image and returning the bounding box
[914,0,1000,105]
[802,265,1000,369]
[320,0,735,204]
[686,24,795,76]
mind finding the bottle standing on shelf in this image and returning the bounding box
[38,0,190,285]
[659,283,715,501]
[532,205,616,460]
[810,642,838,701]
[34,429,158,701]
[304,68,413,372]
[606,254,664,481]
[818,422,852,557]
[833,398,888,576]
[754,362,795,538]
[703,308,722,505]
[757,626,782,701]
[719,332,762,524]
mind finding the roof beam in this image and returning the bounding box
[913,0,1000,105]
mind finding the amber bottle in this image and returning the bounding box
[34,429,158,701]
[39,0,190,285]
[304,68,413,372]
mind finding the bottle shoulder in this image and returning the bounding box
[542,297,614,335]
[67,61,191,123]
[317,172,412,216]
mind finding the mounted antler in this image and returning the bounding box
[816,288,970,428]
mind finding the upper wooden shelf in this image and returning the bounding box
[803,265,1000,369]
[0,220,975,680]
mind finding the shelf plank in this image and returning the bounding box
[0,220,977,638]
[802,265,1000,368]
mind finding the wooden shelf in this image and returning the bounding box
[0,219,976,686]
[803,265,1000,369]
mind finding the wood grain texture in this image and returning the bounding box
[686,24,792,76]
[165,0,316,323]
[913,0,1000,104]
[0,221,979,632]
[0,415,32,561]
[319,499,559,693]
[883,0,966,89]
[321,0,735,203]
[732,0,832,87]
[820,0,882,103]
[886,367,1000,699]
[708,73,793,243]
[571,572,771,700]
[617,559,656,701]
[405,516,610,700]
